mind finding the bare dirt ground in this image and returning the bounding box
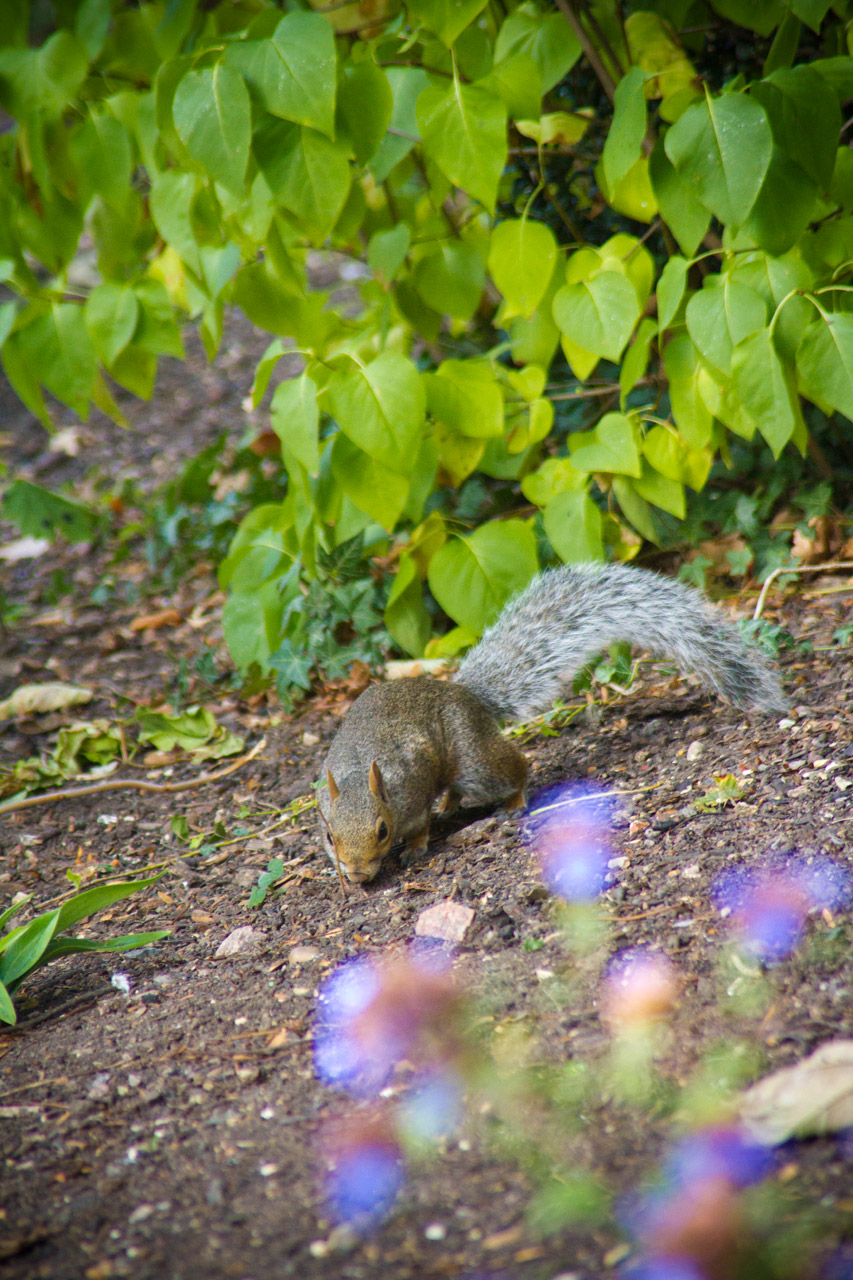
[1,318,852,1280]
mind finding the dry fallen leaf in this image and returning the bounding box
[0,682,93,721]
[739,1038,853,1145]
[129,608,183,633]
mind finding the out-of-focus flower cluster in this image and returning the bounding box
[622,1126,773,1280]
[602,948,678,1030]
[713,854,851,960]
[314,945,466,1227]
[526,784,616,902]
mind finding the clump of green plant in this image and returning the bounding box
[0,876,170,1025]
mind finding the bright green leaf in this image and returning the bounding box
[553,272,639,362]
[603,66,647,192]
[544,490,604,563]
[657,256,689,332]
[337,62,393,165]
[224,11,337,137]
[797,310,853,422]
[85,284,139,368]
[368,224,411,284]
[428,519,538,632]
[731,327,800,456]
[426,360,504,438]
[271,374,320,475]
[665,89,772,226]
[0,980,15,1025]
[414,241,485,320]
[494,6,581,93]
[330,434,409,530]
[326,351,426,471]
[173,65,251,195]
[408,0,489,45]
[489,218,558,319]
[663,333,714,449]
[648,137,711,256]
[417,79,507,213]
[254,117,351,239]
[570,412,641,477]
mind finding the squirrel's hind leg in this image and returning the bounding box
[455,736,529,811]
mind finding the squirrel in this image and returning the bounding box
[317,562,787,884]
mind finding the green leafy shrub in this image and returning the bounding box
[2,0,853,696]
[0,875,170,1025]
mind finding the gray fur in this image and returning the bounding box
[455,563,787,720]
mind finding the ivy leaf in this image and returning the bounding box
[665,89,772,226]
[173,65,251,196]
[417,79,507,213]
[325,351,426,472]
[224,11,337,137]
[796,310,853,422]
[427,519,538,632]
[2,480,101,543]
[552,273,639,362]
[488,218,558,318]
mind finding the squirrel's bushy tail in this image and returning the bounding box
[455,563,787,720]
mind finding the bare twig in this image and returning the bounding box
[753,561,853,621]
[0,739,267,817]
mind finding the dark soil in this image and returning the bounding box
[1,315,852,1280]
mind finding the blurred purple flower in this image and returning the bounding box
[602,948,677,1028]
[621,1127,772,1279]
[314,956,386,1095]
[662,1127,772,1192]
[623,1260,705,1280]
[313,948,462,1098]
[713,854,851,960]
[324,1115,404,1226]
[398,1067,464,1141]
[527,784,615,902]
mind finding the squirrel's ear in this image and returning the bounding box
[368,760,389,802]
[326,769,340,802]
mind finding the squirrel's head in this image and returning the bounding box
[320,760,394,884]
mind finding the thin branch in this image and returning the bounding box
[551,0,617,102]
[0,739,266,816]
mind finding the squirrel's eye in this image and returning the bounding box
[377,820,389,841]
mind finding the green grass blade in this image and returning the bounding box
[0,895,32,933]
[54,874,164,933]
[0,979,16,1025]
[35,931,170,966]
[0,910,60,988]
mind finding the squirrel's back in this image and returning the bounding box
[455,563,787,720]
